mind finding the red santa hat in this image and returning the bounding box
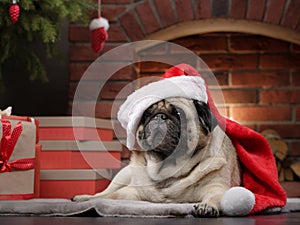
[117,64,286,216]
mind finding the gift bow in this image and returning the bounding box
[0,120,35,172]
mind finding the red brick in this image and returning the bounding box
[95,101,113,119]
[194,0,211,19]
[100,81,133,100]
[153,0,177,27]
[297,23,300,32]
[291,44,300,52]
[247,0,266,20]
[69,63,90,81]
[139,42,169,55]
[69,45,99,61]
[210,89,257,104]
[288,141,300,156]
[68,101,93,117]
[260,89,300,104]
[230,0,247,19]
[295,107,300,121]
[260,54,300,69]
[139,61,175,73]
[72,62,135,82]
[98,43,119,56]
[102,5,126,22]
[95,101,123,119]
[201,54,258,70]
[172,35,228,53]
[71,100,118,119]
[264,0,286,24]
[69,81,101,100]
[102,0,131,3]
[69,100,116,119]
[230,35,289,52]
[138,54,197,72]
[119,11,145,41]
[281,0,300,29]
[258,124,300,139]
[108,26,128,42]
[175,0,194,22]
[98,43,136,61]
[212,0,229,17]
[203,71,229,86]
[110,65,136,81]
[136,74,162,87]
[231,106,291,121]
[135,1,161,34]
[223,89,257,104]
[217,106,229,118]
[231,71,290,87]
[292,71,300,86]
[68,82,76,100]
[69,25,89,42]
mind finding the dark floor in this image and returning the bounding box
[1,212,300,225]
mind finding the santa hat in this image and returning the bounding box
[117,64,286,216]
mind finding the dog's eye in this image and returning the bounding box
[171,107,178,115]
[171,107,182,119]
[141,110,152,122]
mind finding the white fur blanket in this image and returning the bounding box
[0,198,299,217]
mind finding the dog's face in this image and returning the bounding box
[136,97,218,162]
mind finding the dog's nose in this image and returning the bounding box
[154,113,168,121]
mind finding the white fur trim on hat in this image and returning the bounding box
[117,75,208,150]
[220,187,255,216]
[89,17,109,31]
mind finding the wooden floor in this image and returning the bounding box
[0,212,300,225]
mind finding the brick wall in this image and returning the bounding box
[68,0,300,161]
[138,33,300,160]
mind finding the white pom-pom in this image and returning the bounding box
[220,187,255,216]
[89,17,109,31]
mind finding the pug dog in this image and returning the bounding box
[72,97,241,217]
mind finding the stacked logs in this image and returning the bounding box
[262,129,300,182]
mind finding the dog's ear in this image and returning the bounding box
[193,100,218,135]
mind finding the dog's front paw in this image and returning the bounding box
[71,194,94,202]
[192,203,219,217]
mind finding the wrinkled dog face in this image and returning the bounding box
[136,97,218,161]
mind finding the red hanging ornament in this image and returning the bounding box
[9,0,20,24]
[90,17,109,53]
[89,0,109,53]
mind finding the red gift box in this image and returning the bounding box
[0,117,40,200]
[39,169,113,198]
[39,140,122,169]
[36,116,122,199]
[36,117,113,141]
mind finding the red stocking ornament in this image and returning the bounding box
[9,0,20,24]
[89,17,109,53]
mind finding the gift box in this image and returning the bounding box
[36,116,122,198]
[39,140,122,169]
[0,117,40,200]
[39,169,114,198]
[36,116,113,141]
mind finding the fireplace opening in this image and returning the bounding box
[136,32,300,187]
